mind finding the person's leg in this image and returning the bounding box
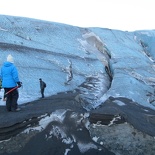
[41,88,44,98]
[11,89,19,110]
[5,88,12,111]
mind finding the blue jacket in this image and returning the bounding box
[0,62,20,88]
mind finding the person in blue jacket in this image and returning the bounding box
[0,54,22,112]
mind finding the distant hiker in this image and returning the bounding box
[64,60,73,85]
[0,54,22,112]
[39,78,46,98]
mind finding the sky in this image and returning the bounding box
[0,0,155,31]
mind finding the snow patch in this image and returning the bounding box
[114,100,126,106]
[23,109,67,133]
[77,142,98,153]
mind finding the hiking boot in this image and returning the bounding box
[16,108,21,111]
[12,108,21,112]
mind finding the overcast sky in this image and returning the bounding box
[0,0,155,31]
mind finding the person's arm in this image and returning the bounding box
[12,66,20,83]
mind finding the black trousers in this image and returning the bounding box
[4,88,19,111]
[41,88,45,98]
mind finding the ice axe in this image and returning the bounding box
[3,85,20,101]
[5,86,20,95]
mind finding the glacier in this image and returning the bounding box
[0,15,155,111]
[0,15,155,155]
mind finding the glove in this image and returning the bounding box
[17,82,22,88]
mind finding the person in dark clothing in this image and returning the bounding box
[0,54,22,112]
[39,78,46,98]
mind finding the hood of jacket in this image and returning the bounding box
[3,61,13,67]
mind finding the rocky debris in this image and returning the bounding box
[89,123,155,155]
[88,96,155,155]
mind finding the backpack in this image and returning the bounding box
[44,82,46,88]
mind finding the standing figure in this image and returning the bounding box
[0,54,22,112]
[39,78,46,98]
